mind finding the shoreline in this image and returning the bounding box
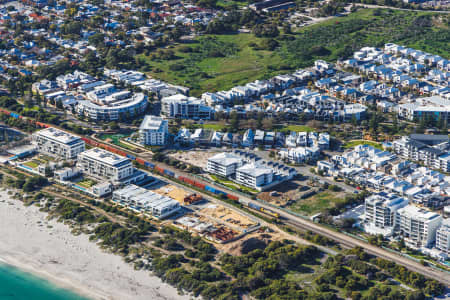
[0,189,188,300]
[0,255,103,300]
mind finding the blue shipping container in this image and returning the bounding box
[10,113,19,119]
[144,162,155,168]
[205,185,216,193]
[248,202,261,210]
[217,190,227,196]
[164,170,174,177]
[126,154,136,160]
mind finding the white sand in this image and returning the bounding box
[0,190,188,300]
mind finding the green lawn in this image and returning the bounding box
[77,178,97,188]
[137,9,448,96]
[288,191,348,216]
[98,133,129,144]
[23,160,39,168]
[280,125,316,133]
[343,140,382,150]
[192,123,229,131]
[210,174,258,194]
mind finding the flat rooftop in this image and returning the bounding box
[79,148,131,167]
[237,163,273,177]
[35,128,83,146]
[208,152,242,166]
[139,115,167,131]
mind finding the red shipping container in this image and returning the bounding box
[136,158,145,165]
[194,182,205,189]
[227,194,239,201]
[185,178,195,185]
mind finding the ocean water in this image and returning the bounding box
[0,263,90,300]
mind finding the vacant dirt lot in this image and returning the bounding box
[258,179,315,207]
[168,150,219,169]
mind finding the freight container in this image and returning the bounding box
[238,199,249,207]
[155,166,165,174]
[184,178,195,185]
[144,161,155,169]
[194,182,205,189]
[10,113,19,119]
[136,158,145,165]
[227,194,239,201]
[248,202,261,211]
[126,154,136,160]
[205,185,216,193]
[164,169,174,177]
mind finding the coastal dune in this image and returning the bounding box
[0,190,188,300]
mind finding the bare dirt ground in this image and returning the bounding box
[168,150,219,169]
[258,179,315,207]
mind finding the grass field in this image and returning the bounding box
[138,9,449,96]
[192,123,229,131]
[98,133,129,144]
[280,125,316,133]
[288,191,348,216]
[98,133,136,150]
[77,178,97,188]
[343,140,382,150]
[139,34,287,96]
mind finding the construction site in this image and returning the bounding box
[258,179,316,207]
[172,202,260,244]
[168,150,219,169]
[152,183,203,205]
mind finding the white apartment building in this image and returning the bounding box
[236,163,273,189]
[393,134,450,172]
[113,184,181,219]
[138,115,168,146]
[206,153,243,177]
[161,94,213,119]
[32,128,85,160]
[397,96,450,123]
[279,146,320,163]
[393,136,422,161]
[77,148,134,182]
[397,205,442,249]
[436,218,450,258]
[364,193,409,236]
[76,93,148,121]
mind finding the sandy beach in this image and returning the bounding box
[0,189,188,300]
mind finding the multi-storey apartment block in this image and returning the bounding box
[236,163,273,189]
[32,128,85,160]
[436,219,450,258]
[364,193,409,236]
[138,115,168,146]
[206,153,243,177]
[161,94,213,119]
[77,148,134,182]
[397,205,442,249]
